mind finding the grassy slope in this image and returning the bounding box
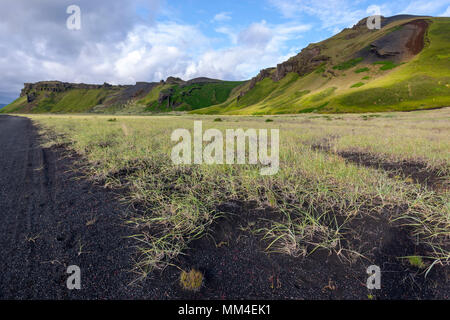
[1,88,114,114]
[1,96,28,113]
[194,17,450,115]
[1,81,244,114]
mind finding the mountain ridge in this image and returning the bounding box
[2,15,449,115]
[194,15,449,114]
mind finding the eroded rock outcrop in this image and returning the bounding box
[237,45,330,100]
[273,45,330,81]
[369,19,429,61]
[20,81,120,97]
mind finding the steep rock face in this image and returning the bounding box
[103,82,158,108]
[158,87,176,110]
[236,45,330,101]
[370,19,429,61]
[20,81,118,97]
[249,68,275,89]
[186,77,222,85]
[273,45,330,81]
[244,44,331,89]
[236,68,275,101]
[19,81,122,104]
[165,77,184,85]
[236,16,430,103]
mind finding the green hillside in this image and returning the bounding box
[1,84,123,114]
[2,16,448,115]
[1,78,243,114]
[193,16,450,115]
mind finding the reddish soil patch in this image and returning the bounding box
[361,19,430,62]
[405,20,429,55]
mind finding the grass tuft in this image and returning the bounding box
[180,269,204,292]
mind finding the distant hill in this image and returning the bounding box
[0,104,6,109]
[193,16,450,114]
[2,15,449,115]
[1,78,244,114]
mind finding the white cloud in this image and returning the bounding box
[269,0,366,31]
[215,26,238,44]
[112,23,210,83]
[439,6,450,16]
[0,0,313,102]
[212,12,232,23]
[186,21,311,81]
[238,21,273,48]
[401,0,450,16]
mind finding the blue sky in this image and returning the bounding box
[0,0,449,103]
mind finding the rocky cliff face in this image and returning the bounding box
[235,15,431,103]
[20,81,123,102]
[369,19,429,61]
[20,81,119,96]
[237,44,330,100]
[273,45,330,81]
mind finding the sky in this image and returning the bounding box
[0,0,449,103]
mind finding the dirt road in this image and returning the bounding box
[0,115,144,299]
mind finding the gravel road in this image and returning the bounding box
[0,115,145,299]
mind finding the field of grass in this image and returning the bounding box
[27,108,449,280]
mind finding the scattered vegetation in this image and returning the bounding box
[407,256,427,269]
[315,63,327,74]
[350,82,365,88]
[333,57,364,71]
[373,60,401,71]
[144,81,243,112]
[30,108,450,277]
[180,269,204,292]
[355,67,370,73]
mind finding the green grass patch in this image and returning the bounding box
[333,57,364,70]
[315,63,327,74]
[350,82,365,88]
[407,256,426,269]
[309,87,336,102]
[373,60,400,71]
[355,67,369,73]
[340,75,450,109]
